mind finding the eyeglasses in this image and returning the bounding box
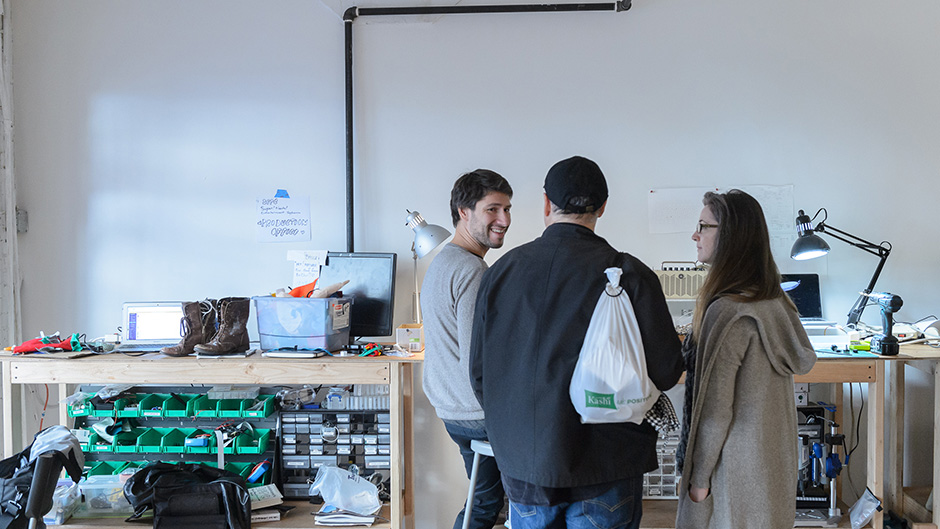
[696,221,719,233]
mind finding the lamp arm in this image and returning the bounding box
[815,223,892,327]
[816,223,890,258]
[843,242,891,327]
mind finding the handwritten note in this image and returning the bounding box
[288,250,328,286]
[256,196,311,243]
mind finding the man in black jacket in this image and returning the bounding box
[469,156,683,529]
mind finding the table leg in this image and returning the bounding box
[2,361,11,457]
[869,361,885,528]
[390,364,403,529]
[934,365,940,527]
[888,361,904,515]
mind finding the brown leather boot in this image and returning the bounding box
[160,302,202,357]
[193,297,250,356]
[201,299,219,341]
[161,300,219,357]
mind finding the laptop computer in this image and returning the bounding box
[780,274,837,327]
[112,302,185,353]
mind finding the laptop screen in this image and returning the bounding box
[780,274,823,319]
[124,303,185,342]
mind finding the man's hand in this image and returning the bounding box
[689,486,710,503]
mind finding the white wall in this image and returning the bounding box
[11,0,940,525]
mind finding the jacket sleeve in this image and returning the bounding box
[625,262,684,391]
[469,269,491,407]
[688,316,754,490]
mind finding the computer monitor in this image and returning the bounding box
[780,273,823,319]
[317,252,397,339]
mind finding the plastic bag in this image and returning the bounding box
[848,487,882,529]
[569,267,660,424]
[308,466,381,515]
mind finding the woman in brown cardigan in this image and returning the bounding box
[676,189,817,529]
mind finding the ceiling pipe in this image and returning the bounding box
[342,1,631,252]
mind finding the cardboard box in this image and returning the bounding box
[396,324,424,352]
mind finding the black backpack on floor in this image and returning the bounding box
[0,427,84,529]
[123,462,251,529]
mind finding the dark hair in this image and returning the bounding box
[549,196,600,219]
[450,169,513,227]
[692,189,795,337]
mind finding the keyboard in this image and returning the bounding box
[113,343,174,352]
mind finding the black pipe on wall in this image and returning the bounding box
[342,1,631,252]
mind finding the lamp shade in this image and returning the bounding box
[790,234,830,260]
[406,210,451,258]
[790,209,830,261]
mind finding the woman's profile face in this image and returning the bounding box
[692,206,719,264]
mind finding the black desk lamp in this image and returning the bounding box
[790,208,892,327]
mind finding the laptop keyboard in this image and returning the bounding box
[115,343,174,351]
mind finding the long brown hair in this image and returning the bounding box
[692,189,795,340]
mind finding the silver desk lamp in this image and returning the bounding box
[405,210,451,324]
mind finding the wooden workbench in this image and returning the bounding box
[1,351,422,529]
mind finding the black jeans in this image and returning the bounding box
[443,421,505,529]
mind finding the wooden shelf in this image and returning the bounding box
[63,502,393,528]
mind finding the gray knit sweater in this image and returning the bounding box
[420,243,488,421]
[676,296,817,529]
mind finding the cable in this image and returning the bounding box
[843,382,862,498]
[38,384,49,431]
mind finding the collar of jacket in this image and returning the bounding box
[542,221,603,241]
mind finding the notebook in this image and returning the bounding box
[780,274,837,326]
[112,302,185,353]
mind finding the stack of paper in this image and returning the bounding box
[314,504,379,526]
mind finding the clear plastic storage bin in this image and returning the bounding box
[253,296,351,352]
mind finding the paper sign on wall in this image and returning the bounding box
[256,191,311,243]
[288,250,328,286]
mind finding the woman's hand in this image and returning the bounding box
[689,486,710,503]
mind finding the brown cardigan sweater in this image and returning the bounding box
[676,296,817,529]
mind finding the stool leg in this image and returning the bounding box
[461,451,483,529]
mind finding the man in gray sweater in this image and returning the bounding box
[421,169,513,529]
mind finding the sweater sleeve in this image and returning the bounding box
[456,265,484,396]
[688,316,756,490]
[469,269,491,407]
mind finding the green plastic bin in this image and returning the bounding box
[87,433,113,453]
[235,429,271,455]
[182,428,216,454]
[163,393,197,417]
[114,397,142,418]
[67,396,92,417]
[224,461,271,488]
[241,395,275,418]
[217,399,247,418]
[138,394,170,417]
[187,395,217,418]
[87,461,124,476]
[161,428,187,453]
[113,429,144,453]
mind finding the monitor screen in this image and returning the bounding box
[317,252,397,338]
[780,273,823,319]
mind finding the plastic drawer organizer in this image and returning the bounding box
[643,435,680,499]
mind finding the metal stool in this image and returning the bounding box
[461,439,495,529]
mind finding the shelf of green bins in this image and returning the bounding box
[84,460,272,489]
[81,427,272,456]
[68,393,276,419]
